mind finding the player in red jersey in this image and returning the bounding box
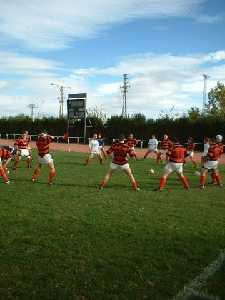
[99,135,139,191]
[126,133,138,159]
[32,132,56,185]
[0,147,11,184]
[157,134,173,164]
[208,135,224,185]
[186,137,197,167]
[158,141,189,191]
[13,131,32,169]
[200,138,223,188]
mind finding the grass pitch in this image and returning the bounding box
[0,151,225,300]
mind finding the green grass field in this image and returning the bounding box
[0,150,225,300]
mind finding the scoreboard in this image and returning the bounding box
[67,93,87,122]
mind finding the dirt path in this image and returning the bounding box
[1,138,225,164]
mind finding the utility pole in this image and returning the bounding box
[50,83,70,118]
[203,74,209,113]
[120,74,130,118]
[28,103,37,121]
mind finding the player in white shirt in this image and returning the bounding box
[201,137,210,165]
[85,133,103,165]
[144,135,158,159]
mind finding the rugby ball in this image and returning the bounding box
[149,168,155,175]
[194,171,200,176]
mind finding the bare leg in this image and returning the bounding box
[48,163,56,184]
[0,166,9,183]
[32,164,42,182]
[99,169,114,188]
[124,168,138,190]
[177,173,189,189]
[13,155,21,170]
[200,169,208,188]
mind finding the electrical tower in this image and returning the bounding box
[203,74,209,113]
[120,74,130,118]
[51,83,71,118]
[28,103,37,121]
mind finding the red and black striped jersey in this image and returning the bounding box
[107,142,134,165]
[187,143,195,151]
[0,148,11,160]
[36,136,52,156]
[207,143,223,161]
[217,142,224,154]
[168,144,187,163]
[160,138,173,150]
[126,138,138,148]
[14,137,30,149]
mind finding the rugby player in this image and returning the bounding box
[85,133,103,165]
[157,140,189,191]
[32,132,56,185]
[157,134,173,164]
[0,147,11,184]
[186,137,197,167]
[13,131,32,169]
[200,138,223,189]
[99,134,139,191]
[144,134,158,160]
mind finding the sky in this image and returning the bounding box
[0,0,225,119]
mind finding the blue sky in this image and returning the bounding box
[0,0,225,118]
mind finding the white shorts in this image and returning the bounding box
[38,154,54,165]
[19,149,30,157]
[164,162,183,175]
[148,147,158,152]
[187,151,194,158]
[203,160,218,170]
[110,162,130,171]
[90,151,101,158]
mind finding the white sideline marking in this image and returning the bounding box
[173,250,225,300]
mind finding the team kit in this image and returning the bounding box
[0,131,224,191]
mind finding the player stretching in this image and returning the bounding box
[126,133,138,159]
[157,134,173,164]
[98,133,107,159]
[85,133,103,165]
[32,133,56,185]
[157,141,189,191]
[186,137,197,167]
[13,131,32,169]
[200,138,223,189]
[99,135,139,191]
[144,135,158,160]
[0,147,11,184]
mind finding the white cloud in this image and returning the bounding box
[1,49,225,118]
[195,14,224,24]
[0,0,205,49]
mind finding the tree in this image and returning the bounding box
[187,107,202,120]
[206,81,225,118]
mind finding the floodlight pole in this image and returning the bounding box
[28,103,37,121]
[203,74,209,114]
[120,74,130,118]
[50,83,70,118]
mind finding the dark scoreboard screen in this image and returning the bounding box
[67,93,87,121]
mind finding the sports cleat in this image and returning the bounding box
[31,178,36,183]
[133,187,140,191]
[200,185,205,189]
[48,182,53,185]
[4,181,10,184]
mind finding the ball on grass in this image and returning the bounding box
[194,171,200,176]
[149,168,155,175]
